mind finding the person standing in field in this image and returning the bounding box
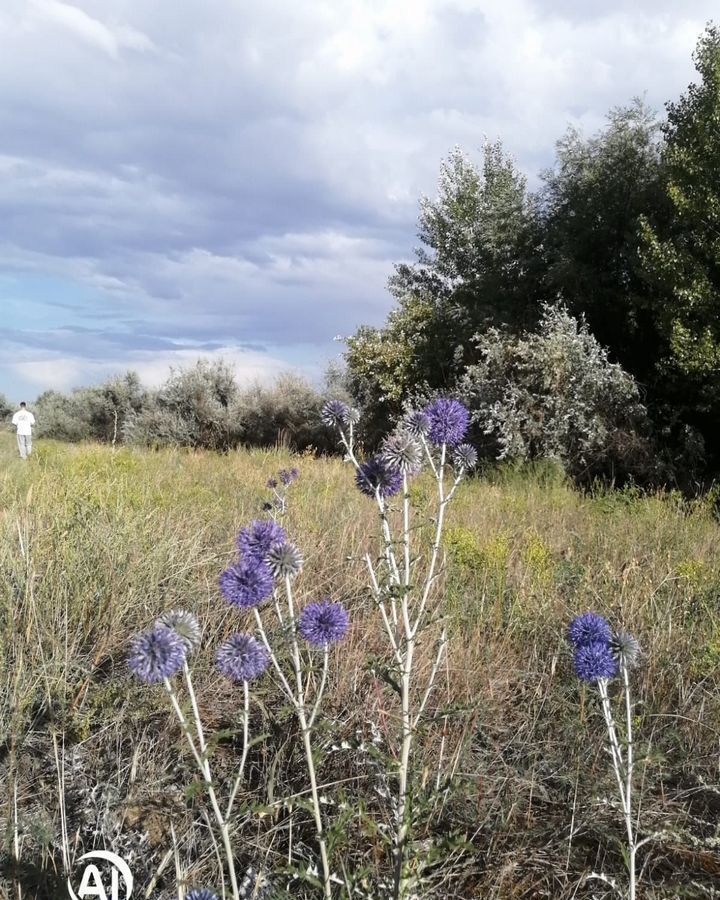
[12,402,35,459]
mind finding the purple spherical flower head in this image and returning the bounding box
[574,641,618,683]
[267,477,278,489]
[568,613,612,648]
[220,557,274,609]
[279,467,299,486]
[299,600,350,647]
[184,890,219,900]
[356,456,403,499]
[237,520,287,562]
[128,625,186,684]
[321,399,350,427]
[423,398,470,447]
[216,633,270,682]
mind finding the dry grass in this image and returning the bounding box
[0,432,718,898]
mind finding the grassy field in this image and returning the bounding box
[0,431,719,898]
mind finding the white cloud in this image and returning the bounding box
[27,0,155,58]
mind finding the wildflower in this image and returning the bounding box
[299,599,350,646]
[453,443,478,470]
[216,633,270,683]
[404,409,430,437]
[381,432,423,475]
[611,630,641,669]
[356,456,403,498]
[279,467,300,485]
[266,541,304,578]
[574,641,618,683]
[568,613,613,648]
[156,609,202,654]
[321,399,350,426]
[128,625,186,684]
[345,407,361,425]
[262,501,273,511]
[424,398,470,447]
[184,890,219,900]
[237,520,287,562]
[267,477,278,489]
[220,558,274,609]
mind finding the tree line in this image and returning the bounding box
[345,25,720,488]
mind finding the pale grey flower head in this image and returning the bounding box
[345,407,361,425]
[404,409,430,437]
[381,431,423,475]
[453,443,478,470]
[156,609,202,654]
[267,541,304,579]
[610,630,641,669]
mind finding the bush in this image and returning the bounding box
[233,373,334,452]
[125,359,239,450]
[459,306,657,483]
[0,393,13,423]
[34,390,92,442]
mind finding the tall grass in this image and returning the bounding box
[1,433,718,897]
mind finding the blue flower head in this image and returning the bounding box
[574,641,618,683]
[423,398,470,447]
[220,557,274,609]
[128,625,186,684]
[237,520,287,563]
[356,456,403,499]
[216,633,270,682]
[568,613,612,648]
[299,600,350,647]
[184,890,219,900]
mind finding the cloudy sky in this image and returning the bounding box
[0,0,715,400]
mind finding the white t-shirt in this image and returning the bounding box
[12,410,35,436]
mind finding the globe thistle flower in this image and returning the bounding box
[184,890,219,900]
[156,609,202,654]
[267,477,278,489]
[321,399,350,426]
[298,599,350,647]
[611,630,641,669]
[381,431,423,475]
[574,641,618,683]
[355,456,403,498]
[424,398,470,447]
[279,467,300,486]
[568,612,613,648]
[404,408,430,437]
[345,407,361,425]
[128,625,186,684]
[453,443,478,470]
[266,541,304,578]
[237,520,287,562]
[216,633,270,683]
[220,558,274,609]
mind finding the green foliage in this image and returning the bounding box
[541,98,668,382]
[0,393,12,422]
[639,25,720,469]
[345,144,544,442]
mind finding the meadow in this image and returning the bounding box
[0,430,718,899]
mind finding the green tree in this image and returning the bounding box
[639,25,720,469]
[346,144,544,440]
[541,99,668,383]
